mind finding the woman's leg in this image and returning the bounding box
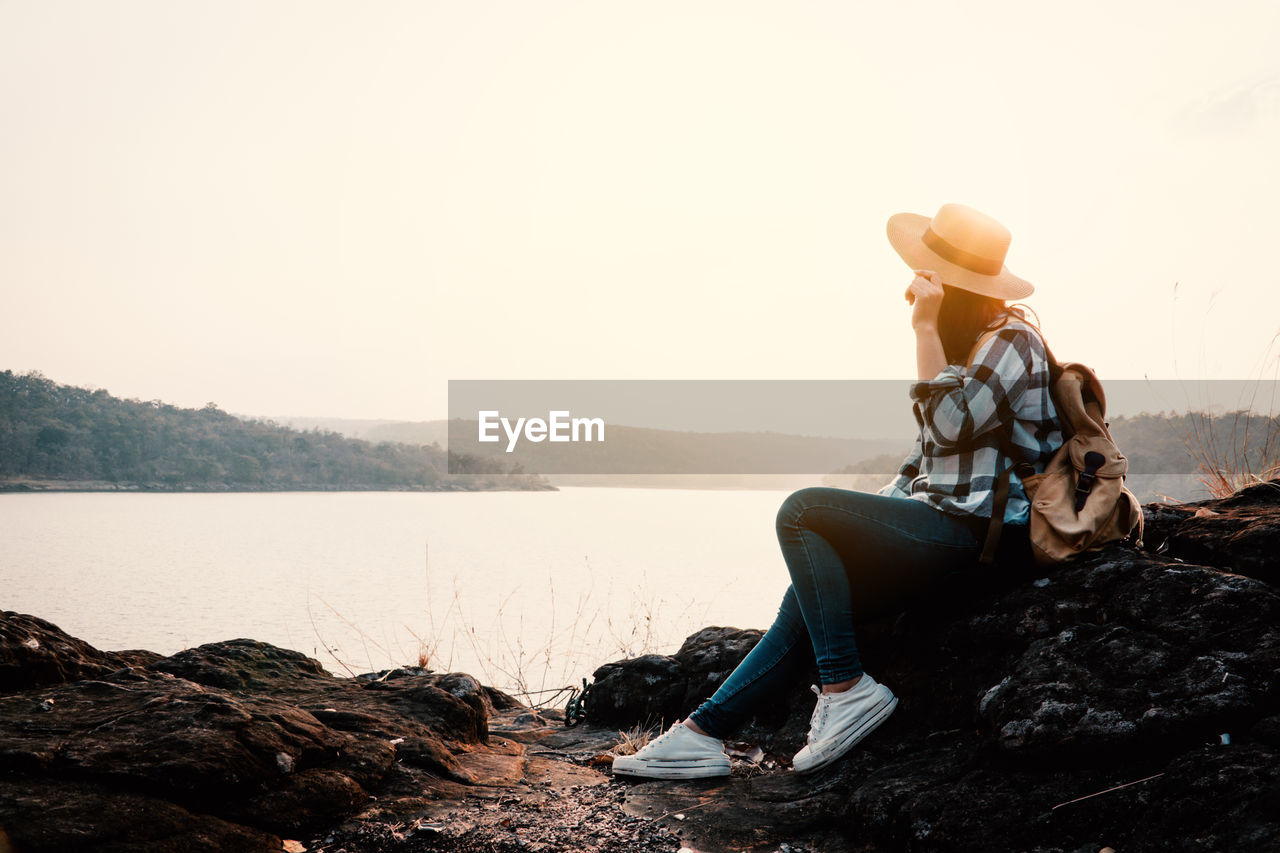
[688,487,982,739]
[772,486,985,771]
[613,584,815,779]
[774,487,983,686]
[686,584,814,740]
[686,486,982,738]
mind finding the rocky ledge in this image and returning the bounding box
[1,481,1278,852]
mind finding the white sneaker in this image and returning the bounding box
[792,674,897,773]
[611,722,732,780]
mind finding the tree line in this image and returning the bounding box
[0,370,551,491]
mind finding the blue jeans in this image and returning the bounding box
[687,487,993,740]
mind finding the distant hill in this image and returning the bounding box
[222,396,1275,500]
[364,420,451,447]
[254,417,449,448]
[1107,411,1278,501]
[240,415,413,441]
[274,416,905,485]
[0,371,550,492]
[823,412,1280,503]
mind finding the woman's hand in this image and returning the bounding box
[904,269,944,332]
[907,270,948,379]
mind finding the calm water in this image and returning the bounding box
[0,488,798,698]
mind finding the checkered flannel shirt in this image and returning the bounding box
[877,317,1062,523]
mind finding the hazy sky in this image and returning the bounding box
[3,1,1279,421]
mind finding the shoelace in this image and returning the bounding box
[641,724,681,753]
[807,685,832,745]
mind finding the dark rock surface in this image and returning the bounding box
[0,612,161,693]
[1141,479,1280,584]
[590,481,1280,852]
[1,480,1278,852]
[0,620,531,852]
[0,617,686,853]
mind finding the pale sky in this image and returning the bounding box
[3,1,1279,421]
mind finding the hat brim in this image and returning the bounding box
[886,212,1034,300]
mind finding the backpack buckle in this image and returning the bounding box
[1074,451,1105,511]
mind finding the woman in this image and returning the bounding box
[612,203,1063,778]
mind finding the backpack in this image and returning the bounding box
[965,317,1145,566]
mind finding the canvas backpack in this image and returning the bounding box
[965,318,1145,567]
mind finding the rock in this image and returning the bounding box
[1125,742,1280,852]
[393,736,476,784]
[0,616,517,852]
[0,611,159,693]
[977,560,1278,760]
[588,627,767,729]
[1141,478,1280,583]
[0,778,282,852]
[355,666,523,713]
[150,638,331,689]
[0,665,386,847]
[591,484,1280,852]
[153,639,495,748]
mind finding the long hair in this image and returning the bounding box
[937,285,1035,365]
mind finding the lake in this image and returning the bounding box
[0,488,801,701]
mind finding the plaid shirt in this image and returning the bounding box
[877,317,1062,523]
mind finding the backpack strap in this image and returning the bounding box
[979,466,1012,565]
[970,313,1052,565]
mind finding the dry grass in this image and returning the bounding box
[308,546,706,706]
[612,724,656,756]
[1187,409,1280,498]
[417,549,711,704]
[1166,292,1280,499]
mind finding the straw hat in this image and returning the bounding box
[886,203,1034,299]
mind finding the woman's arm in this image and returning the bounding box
[915,327,948,382]
[905,270,948,381]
